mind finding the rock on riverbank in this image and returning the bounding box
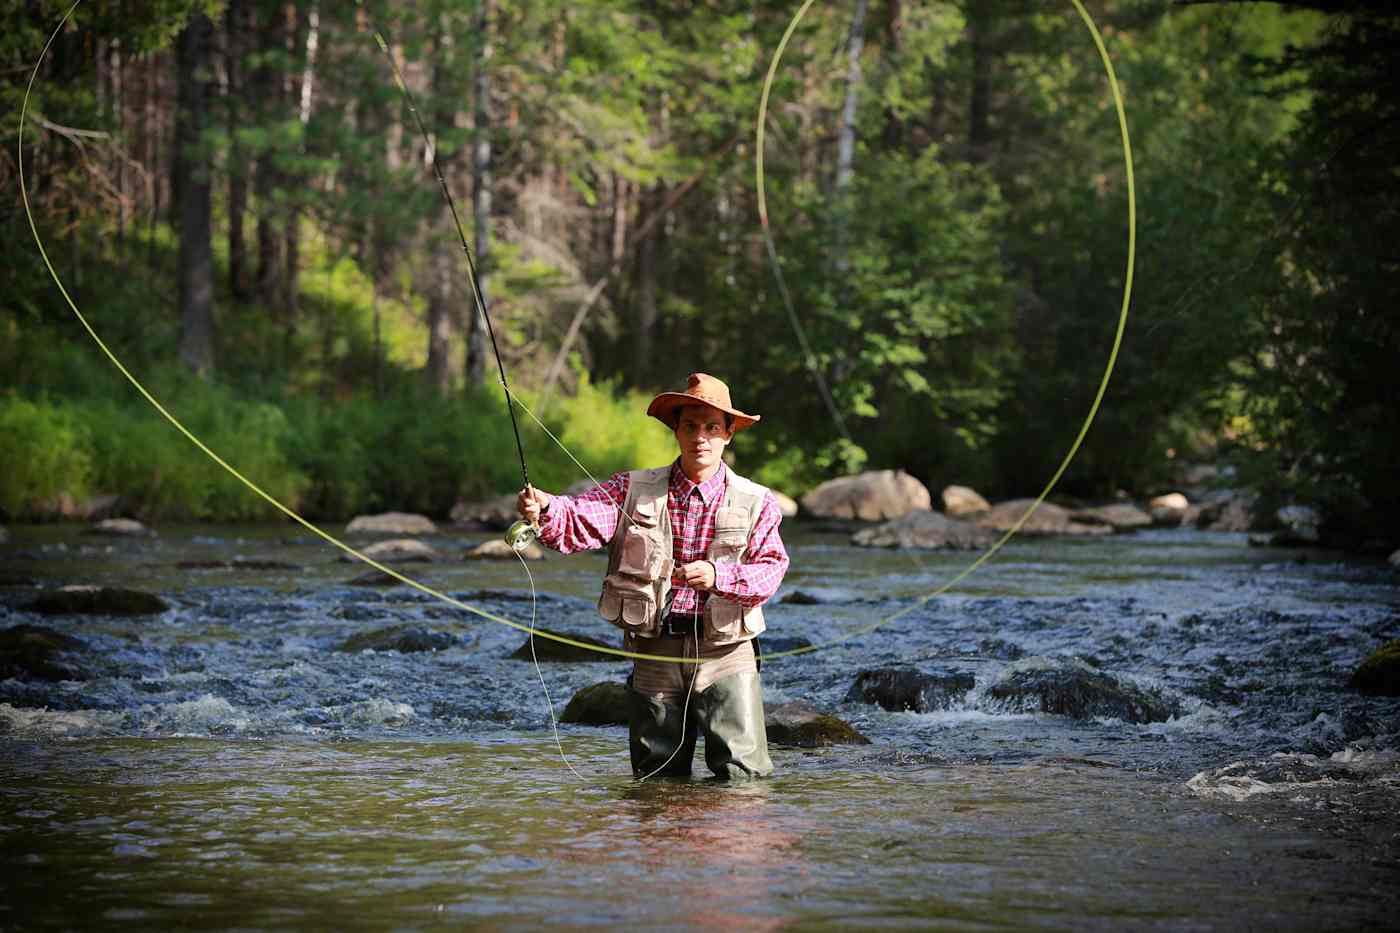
[851,510,996,550]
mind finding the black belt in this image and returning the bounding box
[659,612,701,637]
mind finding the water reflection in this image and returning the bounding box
[615,779,800,931]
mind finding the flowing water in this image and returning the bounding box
[2,522,1398,929]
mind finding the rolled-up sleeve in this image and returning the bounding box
[536,472,629,555]
[711,493,789,608]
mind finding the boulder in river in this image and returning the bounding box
[779,590,823,605]
[851,510,996,550]
[1071,503,1153,532]
[941,484,990,517]
[1192,490,1256,532]
[1390,549,1400,569]
[1149,493,1189,526]
[83,518,153,538]
[0,624,90,682]
[846,667,976,713]
[1349,640,1400,696]
[976,500,1111,537]
[1270,505,1322,546]
[338,538,440,564]
[764,700,871,747]
[987,656,1180,724]
[560,682,630,725]
[346,512,438,536]
[465,539,546,561]
[27,585,170,616]
[339,626,456,653]
[800,469,932,522]
[509,630,618,662]
[772,491,799,518]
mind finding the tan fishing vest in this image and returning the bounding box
[597,465,769,645]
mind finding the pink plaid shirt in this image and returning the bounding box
[536,460,789,615]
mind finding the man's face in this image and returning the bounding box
[674,404,733,475]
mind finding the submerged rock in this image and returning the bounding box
[338,626,456,653]
[84,518,153,537]
[465,539,546,561]
[845,667,975,713]
[758,636,814,655]
[0,624,90,681]
[1349,640,1400,696]
[764,700,870,747]
[509,630,618,662]
[27,585,170,616]
[851,510,996,550]
[560,682,630,725]
[941,484,990,517]
[337,538,440,564]
[1187,747,1400,802]
[1071,503,1152,532]
[176,558,301,571]
[988,656,1179,723]
[346,512,438,536]
[800,470,932,522]
[346,569,410,587]
[779,590,823,605]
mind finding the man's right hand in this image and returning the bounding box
[517,486,552,525]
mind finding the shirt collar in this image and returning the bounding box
[670,459,728,505]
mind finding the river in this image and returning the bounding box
[2,522,1397,929]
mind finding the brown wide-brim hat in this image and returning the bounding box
[646,372,761,433]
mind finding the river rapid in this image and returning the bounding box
[2,522,1398,930]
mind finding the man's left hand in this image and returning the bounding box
[673,560,716,591]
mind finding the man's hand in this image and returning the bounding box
[516,486,552,525]
[672,560,716,591]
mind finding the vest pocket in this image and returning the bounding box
[598,573,659,636]
[704,596,747,642]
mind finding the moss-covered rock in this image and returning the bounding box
[560,682,630,725]
[338,626,456,653]
[509,630,618,662]
[1349,640,1400,696]
[0,624,90,681]
[27,585,170,616]
[765,700,871,747]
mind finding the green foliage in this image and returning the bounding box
[0,397,92,517]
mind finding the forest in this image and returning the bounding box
[4,0,1397,550]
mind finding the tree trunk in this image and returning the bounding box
[283,3,318,331]
[968,8,992,164]
[632,183,661,383]
[253,3,283,309]
[175,13,216,377]
[424,24,460,395]
[834,0,869,274]
[465,0,494,388]
[225,0,250,299]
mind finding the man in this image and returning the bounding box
[516,372,789,779]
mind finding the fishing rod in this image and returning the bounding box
[369,24,538,551]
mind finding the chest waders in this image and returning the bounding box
[606,467,774,780]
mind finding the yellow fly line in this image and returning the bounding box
[19,0,1134,667]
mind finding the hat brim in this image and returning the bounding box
[646,393,759,433]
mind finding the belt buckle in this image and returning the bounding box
[664,613,698,637]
